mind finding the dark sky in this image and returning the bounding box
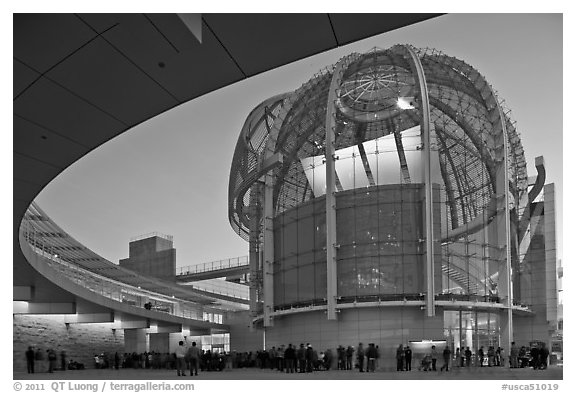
[34,14,563,269]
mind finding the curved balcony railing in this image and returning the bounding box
[19,203,249,323]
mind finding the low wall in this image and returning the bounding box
[13,314,124,373]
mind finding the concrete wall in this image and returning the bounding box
[514,185,558,347]
[227,311,264,352]
[13,314,124,373]
[119,236,176,282]
[124,329,148,353]
[263,306,443,371]
[149,333,170,353]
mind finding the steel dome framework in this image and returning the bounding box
[228,45,529,350]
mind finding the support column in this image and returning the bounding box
[400,45,435,317]
[248,198,262,323]
[324,55,357,320]
[488,86,513,355]
[262,175,274,326]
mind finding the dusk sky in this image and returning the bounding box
[34,13,563,270]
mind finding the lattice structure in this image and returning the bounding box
[229,45,528,309]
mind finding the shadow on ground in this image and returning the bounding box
[14,366,563,380]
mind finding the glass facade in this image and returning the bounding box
[444,310,501,355]
[273,183,447,308]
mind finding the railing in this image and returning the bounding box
[177,256,249,276]
[19,208,235,323]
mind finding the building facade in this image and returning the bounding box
[228,45,557,365]
[119,233,176,282]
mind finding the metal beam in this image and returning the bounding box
[325,57,348,320]
[399,45,435,317]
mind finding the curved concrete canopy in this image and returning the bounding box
[13,13,442,307]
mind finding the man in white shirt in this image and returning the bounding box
[175,341,187,376]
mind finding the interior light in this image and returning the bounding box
[397,97,415,110]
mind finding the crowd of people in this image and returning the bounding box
[23,340,553,375]
[25,346,83,374]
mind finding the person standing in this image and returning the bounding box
[396,344,405,371]
[297,344,306,373]
[277,344,285,371]
[440,346,451,371]
[346,345,354,370]
[60,350,67,371]
[305,344,314,372]
[530,345,540,369]
[186,341,201,376]
[465,347,472,367]
[430,345,438,371]
[35,347,44,373]
[539,343,549,370]
[337,345,345,370]
[478,346,485,367]
[175,341,187,376]
[366,343,376,372]
[455,348,461,368]
[26,347,35,374]
[284,344,296,373]
[357,343,365,372]
[47,349,57,373]
[324,348,333,370]
[404,345,412,371]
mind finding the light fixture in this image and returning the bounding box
[397,97,415,110]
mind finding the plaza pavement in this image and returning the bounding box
[14,365,562,380]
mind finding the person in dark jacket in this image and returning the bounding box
[297,344,306,373]
[366,344,377,372]
[284,344,296,373]
[396,344,405,371]
[404,345,413,371]
[530,345,540,370]
[440,346,451,371]
[305,344,314,372]
[539,344,549,370]
[346,346,354,370]
[357,343,365,372]
[464,347,472,367]
[26,347,35,374]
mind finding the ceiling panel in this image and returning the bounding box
[204,14,337,77]
[329,13,443,45]
[76,13,123,33]
[13,59,40,99]
[115,14,246,102]
[13,179,45,204]
[13,153,63,186]
[47,36,179,126]
[13,77,125,147]
[13,115,89,168]
[13,14,97,73]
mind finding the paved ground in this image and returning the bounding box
[14,366,562,380]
